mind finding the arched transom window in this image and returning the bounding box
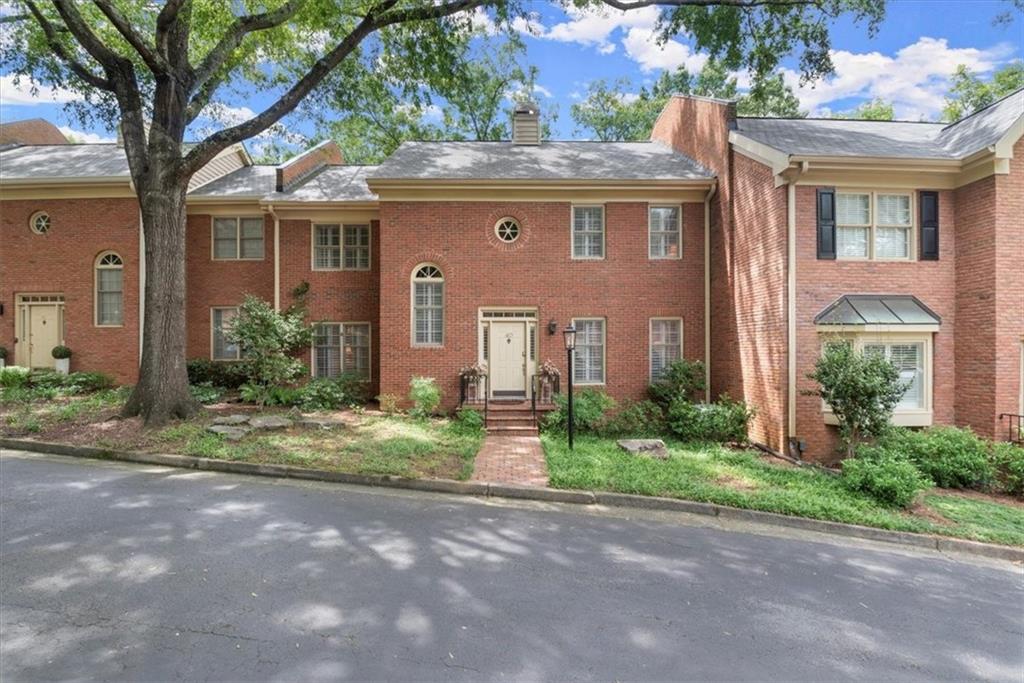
[95,252,124,326]
[412,264,444,346]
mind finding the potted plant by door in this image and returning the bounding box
[52,345,72,375]
[459,362,487,403]
[0,346,6,369]
[538,359,561,404]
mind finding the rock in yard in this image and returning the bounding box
[249,415,294,430]
[208,425,252,441]
[617,439,669,460]
[298,417,346,431]
[212,414,250,426]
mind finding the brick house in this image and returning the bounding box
[1,91,1021,462]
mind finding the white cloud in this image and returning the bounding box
[621,27,707,73]
[532,83,554,98]
[784,37,1015,119]
[196,102,303,144]
[58,126,114,144]
[517,5,660,54]
[0,74,82,106]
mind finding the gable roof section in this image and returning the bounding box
[370,140,712,182]
[732,88,1024,161]
[0,143,129,182]
[0,118,68,146]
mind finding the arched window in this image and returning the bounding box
[412,264,444,346]
[95,252,124,326]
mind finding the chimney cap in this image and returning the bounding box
[514,101,539,115]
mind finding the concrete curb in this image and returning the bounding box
[2,437,1021,562]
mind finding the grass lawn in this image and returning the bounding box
[2,391,484,481]
[543,434,1024,546]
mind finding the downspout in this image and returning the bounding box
[786,161,807,454]
[704,181,718,403]
[136,200,145,363]
[267,204,281,311]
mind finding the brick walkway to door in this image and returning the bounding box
[471,435,549,487]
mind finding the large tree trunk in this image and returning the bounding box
[122,180,198,426]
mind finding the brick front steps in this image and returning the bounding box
[483,400,555,436]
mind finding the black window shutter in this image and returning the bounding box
[919,191,939,260]
[816,188,836,260]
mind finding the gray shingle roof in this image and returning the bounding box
[263,166,378,202]
[734,88,1023,159]
[0,143,130,180]
[370,141,712,181]
[189,165,276,197]
[814,295,941,326]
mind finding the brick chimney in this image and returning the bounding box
[276,140,344,192]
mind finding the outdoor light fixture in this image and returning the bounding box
[547,319,558,335]
[563,323,576,450]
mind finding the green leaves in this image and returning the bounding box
[942,60,1024,122]
[228,295,314,407]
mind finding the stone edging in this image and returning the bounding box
[2,437,1021,563]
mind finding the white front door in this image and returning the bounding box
[489,321,527,397]
[17,302,63,369]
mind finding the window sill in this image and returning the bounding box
[823,410,932,427]
[211,257,265,262]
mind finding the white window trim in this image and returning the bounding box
[210,306,242,361]
[648,205,683,260]
[211,216,265,261]
[835,190,915,262]
[411,263,444,348]
[311,321,372,381]
[310,223,372,271]
[572,317,606,386]
[94,251,124,328]
[649,317,684,382]
[571,205,606,261]
[819,331,933,427]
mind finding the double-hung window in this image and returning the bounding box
[649,206,681,259]
[572,206,605,259]
[412,264,444,346]
[573,318,605,384]
[836,192,912,260]
[313,224,342,270]
[343,225,371,270]
[95,252,124,326]
[863,341,925,410]
[213,217,264,260]
[313,322,371,379]
[211,307,241,360]
[650,318,682,380]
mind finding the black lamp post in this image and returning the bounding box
[563,323,576,450]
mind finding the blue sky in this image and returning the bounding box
[1,0,1021,146]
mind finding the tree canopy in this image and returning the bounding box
[942,60,1024,122]
[835,97,894,121]
[572,60,804,141]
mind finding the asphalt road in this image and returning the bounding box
[1,451,1022,682]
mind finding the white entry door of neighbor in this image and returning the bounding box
[489,321,527,397]
[17,301,63,370]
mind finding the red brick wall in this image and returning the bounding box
[956,138,1024,439]
[377,201,706,408]
[725,152,789,451]
[277,142,344,190]
[795,187,958,462]
[278,218,380,396]
[185,213,275,359]
[0,198,140,383]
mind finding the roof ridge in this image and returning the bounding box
[738,116,943,125]
[940,85,1024,132]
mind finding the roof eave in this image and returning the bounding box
[366,177,714,190]
[0,175,129,186]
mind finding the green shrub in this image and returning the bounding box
[990,442,1024,497]
[28,370,67,389]
[452,407,485,434]
[843,447,933,508]
[190,382,224,405]
[648,358,706,408]
[240,383,302,407]
[297,376,366,411]
[0,346,8,360]
[377,393,400,415]
[806,341,908,458]
[227,295,313,406]
[64,372,114,394]
[882,426,994,489]
[543,388,616,433]
[667,395,755,443]
[0,366,31,389]
[51,345,72,359]
[601,399,665,437]
[409,377,441,418]
[186,358,249,389]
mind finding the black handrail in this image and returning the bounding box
[531,373,560,418]
[999,413,1023,444]
[459,373,488,421]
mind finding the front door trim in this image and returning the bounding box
[14,293,66,369]
[478,307,538,399]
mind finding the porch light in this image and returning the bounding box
[563,324,576,351]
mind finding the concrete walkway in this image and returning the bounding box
[471,434,549,486]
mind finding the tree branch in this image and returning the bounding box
[22,1,112,90]
[599,0,818,8]
[92,0,168,73]
[182,0,485,176]
[49,0,128,73]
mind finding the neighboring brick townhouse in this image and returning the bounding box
[1,91,1021,462]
